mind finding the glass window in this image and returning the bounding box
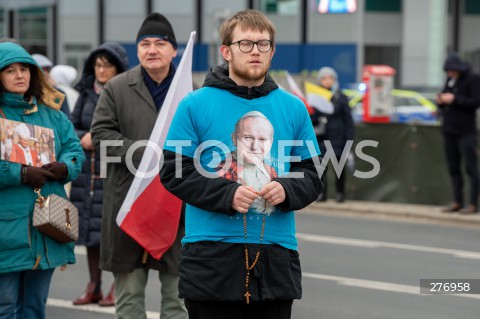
[106,0,144,14]
[60,0,96,16]
[260,0,299,15]
[64,43,93,71]
[18,7,48,55]
[202,0,246,43]
[465,0,480,15]
[394,96,417,106]
[254,0,301,42]
[365,0,401,13]
[153,0,195,15]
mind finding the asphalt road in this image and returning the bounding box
[47,208,480,319]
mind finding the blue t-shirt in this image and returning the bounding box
[164,87,320,250]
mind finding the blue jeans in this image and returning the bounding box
[0,269,55,319]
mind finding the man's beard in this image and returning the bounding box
[229,53,270,84]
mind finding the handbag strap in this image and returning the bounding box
[0,107,5,119]
[34,188,45,207]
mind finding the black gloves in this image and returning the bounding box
[21,162,68,188]
[42,162,68,181]
[21,166,55,189]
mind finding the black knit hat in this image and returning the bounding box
[136,12,177,48]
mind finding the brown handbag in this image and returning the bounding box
[33,189,78,243]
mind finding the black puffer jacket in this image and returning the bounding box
[70,42,129,246]
[438,53,480,135]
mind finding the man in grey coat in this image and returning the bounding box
[90,12,187,319]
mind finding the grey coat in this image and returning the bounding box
[90,65,184,274]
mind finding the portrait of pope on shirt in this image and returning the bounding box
[218,111,278,215]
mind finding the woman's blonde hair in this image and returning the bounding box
[219,9,276,47]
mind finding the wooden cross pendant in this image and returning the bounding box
[244,291,251,304]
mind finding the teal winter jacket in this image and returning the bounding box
[0,42,85,273]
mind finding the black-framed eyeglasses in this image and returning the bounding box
[229,39,272,53]
[94,63,115,70]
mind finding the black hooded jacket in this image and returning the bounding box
[203,64,279,99]
[438,53,480,135]
[70,42,129,247]
[160,65,323,302]
[161,64,323,215]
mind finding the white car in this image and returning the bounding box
[344,89,438,125]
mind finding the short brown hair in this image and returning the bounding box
[219,9,276,47]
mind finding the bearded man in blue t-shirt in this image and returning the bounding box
[161,9,323,319]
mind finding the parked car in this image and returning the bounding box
[343,88,438,125]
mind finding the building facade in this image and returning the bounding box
[1,0,479,89]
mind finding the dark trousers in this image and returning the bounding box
[332,153,346,194]
[443,133,480,206]
[319,140,346,197]
[322,163,346,195]
[184,299,293,319]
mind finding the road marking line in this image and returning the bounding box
[47,298,160,318]
[297,233,480,260]
[48,271,480,316]
[74,246,86,255]
[78,234,480,260]
[302,272,480,300]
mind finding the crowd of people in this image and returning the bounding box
[0,7,478,319]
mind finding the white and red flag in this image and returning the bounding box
[116,31,196,259]
[284,70,315,115]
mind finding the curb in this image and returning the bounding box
[302,200,480,227]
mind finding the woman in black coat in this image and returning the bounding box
[311,67,354,202]
[70,42,128,306]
